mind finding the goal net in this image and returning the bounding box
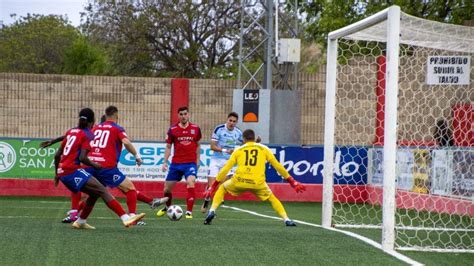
[322,6,473,252]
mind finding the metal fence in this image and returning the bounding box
[0,72,326,144]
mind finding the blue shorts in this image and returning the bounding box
[60,169,91,193]
[84,167,126,188]
[166,163,198,182]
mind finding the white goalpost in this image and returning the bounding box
[322,5,473,252]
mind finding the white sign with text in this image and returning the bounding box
[426,56,470,85]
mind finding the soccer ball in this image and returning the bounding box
[166,205,183,221]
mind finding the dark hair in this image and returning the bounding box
[228,112,239,120]
[177,106,188,113]
[100,115,106,123]
[242,129,255,141]
[78,108,95,129]
[105,105,118,117]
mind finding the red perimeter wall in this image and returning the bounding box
[0,179,322,202]
[2,179,472,216]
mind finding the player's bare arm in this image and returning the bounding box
[122,138,142,166]
[40,135,65,148]
[162,143,172,171]
[210,139,232,154]
[79,149,101,170]
[53,146,63,187]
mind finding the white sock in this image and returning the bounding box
[129,213,136,217]
[209,208,215,213]
[120,214,130,222]
[76,218,87,224]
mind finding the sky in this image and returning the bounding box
[1,0,88,27]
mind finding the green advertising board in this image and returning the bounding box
[0,139,58,179]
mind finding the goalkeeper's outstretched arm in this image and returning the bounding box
[267,149,305,193]
[215,153,237,183]
[266,149,290,178]
[204,153,237,199]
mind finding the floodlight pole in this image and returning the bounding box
[237,1,299,91]
[263,0,274,90]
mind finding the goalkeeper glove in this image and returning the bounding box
[286,176,306,193]
[203,180,220,199]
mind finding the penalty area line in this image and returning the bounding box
[221,205,423,266]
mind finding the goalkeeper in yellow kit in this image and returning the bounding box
[203,129,305,226]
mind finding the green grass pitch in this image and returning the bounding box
[0,197,472,265]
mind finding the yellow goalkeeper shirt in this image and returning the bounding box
[216,141,290,185]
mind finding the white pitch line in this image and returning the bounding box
[336,224,474,233]
[0,215,118,220]
[0,206,68,210]
[0,200,68,205]
[221,205,423,266]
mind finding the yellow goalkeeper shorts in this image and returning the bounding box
[222,179,273,201]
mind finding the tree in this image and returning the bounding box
[0,14,80,73]
[81,1,241,78]
[300,0,474,48]
[63,37,108,75]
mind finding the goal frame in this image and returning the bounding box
[322,6,401,251]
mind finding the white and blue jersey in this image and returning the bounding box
[211,124,243,160]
